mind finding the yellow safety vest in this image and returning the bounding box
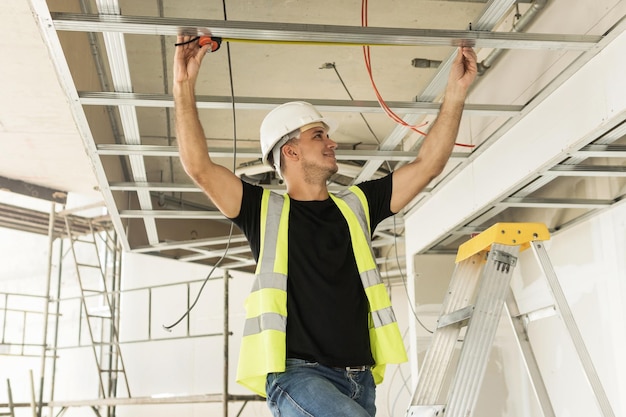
[236,186,408,397]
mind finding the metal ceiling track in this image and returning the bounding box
[79,91,523,116]
[93,0,160,246]
[50,12,601,51]
[498,197,614,209]
[96,144,468,161]
[108,181,419,195]
[574,144,626,158]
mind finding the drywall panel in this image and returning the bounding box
[405,27,626,256]
[511,201,626,417]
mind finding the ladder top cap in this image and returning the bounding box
[456,222,550,263]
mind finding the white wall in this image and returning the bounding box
[0,228,55,417]
[404,201,626,417]
[0,226,416,417]
[511,201,626,417]
[116,252,267,417]
[2,199,626,417]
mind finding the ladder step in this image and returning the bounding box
[76,263,101,269]
[100,369,126,374]
[411,251,485,405]
[438,305,474,329]
[406,405,444,417]
[74,238,97,244]
[445,244,520,417]
[86,313,112,319]
[92,340,122,345]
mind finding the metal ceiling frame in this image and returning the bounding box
[28,0,626,273]
[78,91,523,116]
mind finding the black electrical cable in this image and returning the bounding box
[174,36,200,47]
[162,250,232,331]
[390,217,465,343]
[163,1,238,332]
[391,215,435,334]
[322,62,381,147]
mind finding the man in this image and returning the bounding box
[174,34,477,417]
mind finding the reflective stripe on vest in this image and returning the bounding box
[236,186,407,397]
[236,190,289,397]
[331,186,408,384]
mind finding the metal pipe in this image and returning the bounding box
[223,270,230,417]
[186,284,191,337]
[7,379,15,417]
[478,0,549,75]
[2,394,263,409]
[148,288,152,340]
[48,237,65,417]
[29,370,37,417]
[235,400,249,417]
[38,202,56,417]
[102,231,115,416]
[1,294,7,344]
[111,230,130,398]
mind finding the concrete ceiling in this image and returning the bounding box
[1,0,626,275]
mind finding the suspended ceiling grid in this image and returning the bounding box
[4,0,626,274]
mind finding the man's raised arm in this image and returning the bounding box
[173,35,243,218]
[390,46,478,213]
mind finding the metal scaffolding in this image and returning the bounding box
[0,200,260,417]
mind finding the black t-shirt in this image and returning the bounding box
[231,174,394,367]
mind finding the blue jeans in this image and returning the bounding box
[265,358,376,417]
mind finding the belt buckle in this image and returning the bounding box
[345,365,367,371]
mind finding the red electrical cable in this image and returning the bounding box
[361,0,475,148]
[363,46,427,136]
[361,0,427,136]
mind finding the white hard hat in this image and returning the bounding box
[260,101,338,167]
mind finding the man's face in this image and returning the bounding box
[292,125,338,182]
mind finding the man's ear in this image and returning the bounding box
[283,143,298,160]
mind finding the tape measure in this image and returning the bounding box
[199,36,222,52]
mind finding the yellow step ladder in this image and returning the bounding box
[406,223,615,417]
